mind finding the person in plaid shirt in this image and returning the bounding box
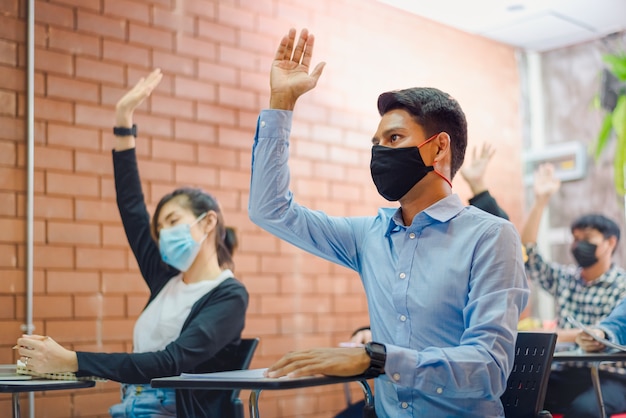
[522,163,626,418]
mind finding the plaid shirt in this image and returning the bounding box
[525,243,626,373]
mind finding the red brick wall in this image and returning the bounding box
[0,0,524,416]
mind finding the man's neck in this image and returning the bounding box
[580,259,612,282]
[399,177,451,226]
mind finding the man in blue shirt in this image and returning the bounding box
[249,28,529,417]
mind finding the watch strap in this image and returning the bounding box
[113,124,137,138]
[364,341,386,378]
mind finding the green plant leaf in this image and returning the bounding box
[613,95,626,138]
[613,129,626,195]
[613,95,626,195]
[603,54,626,81]
[594,113,613,160]
[591,94,601,110]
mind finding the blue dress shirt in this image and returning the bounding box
[249,110,529,418]
[598,297,626,346]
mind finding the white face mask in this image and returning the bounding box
[158,212,207,271]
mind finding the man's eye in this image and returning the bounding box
[390,134,400,142]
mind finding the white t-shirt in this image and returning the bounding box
[133,269,233,353]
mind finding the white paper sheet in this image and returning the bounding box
[181,368,269,379]
[567,315,626,352]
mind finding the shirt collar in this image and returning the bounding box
[385,194,465,236]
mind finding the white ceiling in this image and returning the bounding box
[377,0,626,52]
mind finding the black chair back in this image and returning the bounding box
[501,332,557,418]
[230,337,260,418]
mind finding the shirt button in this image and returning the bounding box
[436,387,443,394]
[393,373,400,381]
[401,402,409,409]
[400,315,406,322]
[409,233,416,239]
[399,272,406,279]
[260,120,266,128]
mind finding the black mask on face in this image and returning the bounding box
[370,145,434,201]
[571,240,598,268]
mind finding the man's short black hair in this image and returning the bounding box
[571,213,621,243]
[377,87,468,179]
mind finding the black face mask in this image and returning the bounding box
[370,145,434,201]
[571,240,598,268]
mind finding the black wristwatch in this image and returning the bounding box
[113,124,137,138]
[364,341,386,377]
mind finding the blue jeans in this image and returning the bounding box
[109,384,176,418]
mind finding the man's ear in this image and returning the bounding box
[433,132,451,163]
[607,235,618,254]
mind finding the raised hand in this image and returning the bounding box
[270,28,326,110]
[115,68,163,125]
[533,163,561,202]
[460,143,496,195]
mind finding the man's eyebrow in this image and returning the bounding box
[372,127,403,144]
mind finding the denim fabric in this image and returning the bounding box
[109,384,176,418]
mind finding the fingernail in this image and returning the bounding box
[12,345,18,350]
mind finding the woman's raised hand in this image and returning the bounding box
[115,68,163,125]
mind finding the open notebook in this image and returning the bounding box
[15,360,106,381]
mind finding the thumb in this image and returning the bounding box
[310,62,326,83]
[22,334,45,340]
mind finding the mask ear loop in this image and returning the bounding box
[191,211,210,244]
[191,211,208,226]
[433,169,452,188]
[418,134,453,188]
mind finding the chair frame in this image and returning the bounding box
[230,337,260,418]
[501,332,558,418]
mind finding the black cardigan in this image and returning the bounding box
[468,190,510,220]
[75,148,249,418]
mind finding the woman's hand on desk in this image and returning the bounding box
[16,334,78,373]
[350,328,372,345]
[575,329,606,352]
[265,347,370,378]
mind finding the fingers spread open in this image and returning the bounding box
[291,28,308,63]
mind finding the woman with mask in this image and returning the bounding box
[15,69,249,418]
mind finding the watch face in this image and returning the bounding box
[367,342,386,356]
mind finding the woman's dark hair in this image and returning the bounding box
[152,187,236,271]
[377,87,468,179]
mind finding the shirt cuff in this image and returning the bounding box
[384,344,417,386]
[597,325,618,345]
[257,109,293,139]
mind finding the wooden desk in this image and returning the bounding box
[152,368,373,418]
[0,379,95,418]
[552,350,626,418]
